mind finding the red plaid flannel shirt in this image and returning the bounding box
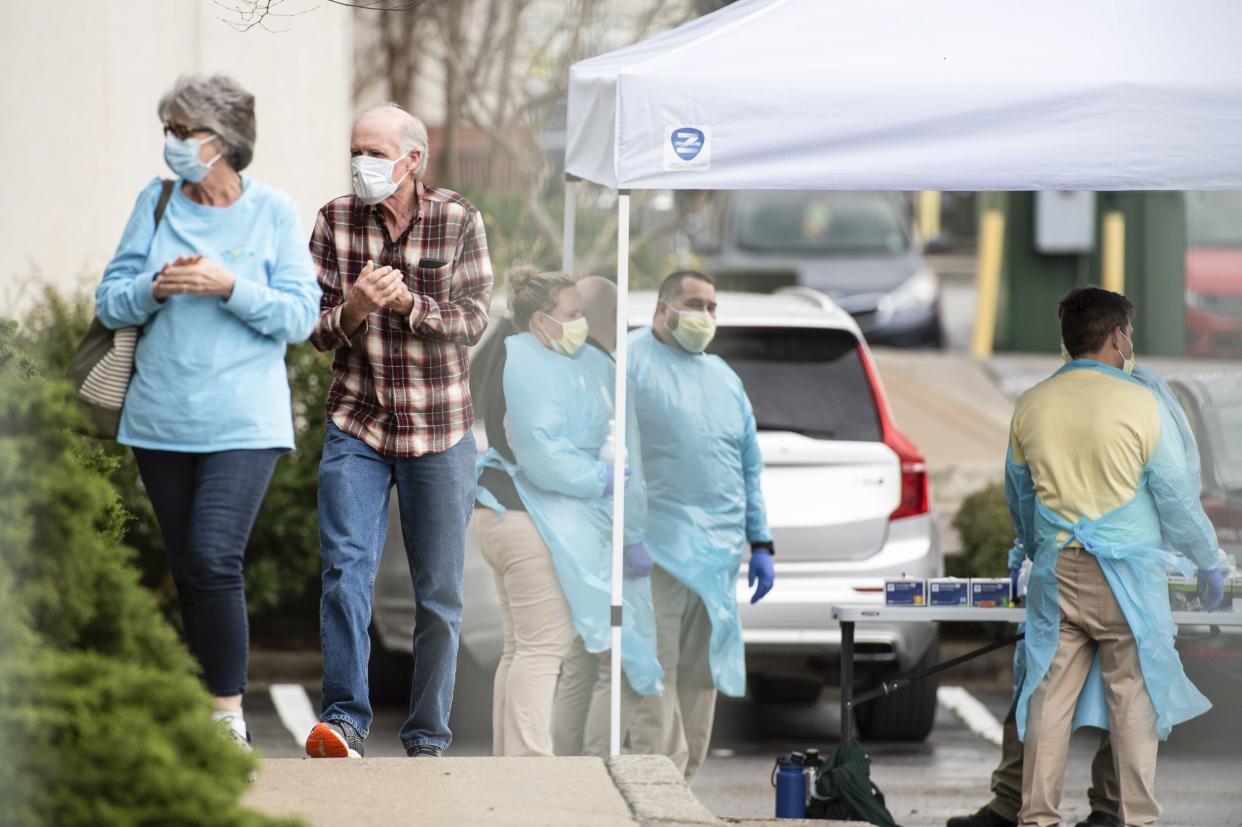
[309,184,493,457]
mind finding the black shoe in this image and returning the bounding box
[407,744,443,757]
[1074,812,1122,827]
[947,806,1017,827]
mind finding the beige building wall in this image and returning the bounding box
[0,0,353,305]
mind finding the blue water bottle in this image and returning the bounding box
[774,752,807,818]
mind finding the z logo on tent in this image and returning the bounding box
[663,124,710,171]
[671,128,705,161]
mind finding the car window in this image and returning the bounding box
[1186,191,1242,247]
[707,327,882,442]
[733,192,910,255]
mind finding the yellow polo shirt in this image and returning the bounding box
[1010,367,1160,545]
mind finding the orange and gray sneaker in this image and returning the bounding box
[305,720,364,758]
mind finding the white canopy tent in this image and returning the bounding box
[561,0,1242,755]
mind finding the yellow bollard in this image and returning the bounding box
[971,210,1005,359]
[1101,211,1126,295]
[917,191,942,245]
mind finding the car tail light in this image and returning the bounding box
[857,344,930,521]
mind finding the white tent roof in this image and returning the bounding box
[566,0,1242,191]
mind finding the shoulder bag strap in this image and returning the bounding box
[154,179,175,227]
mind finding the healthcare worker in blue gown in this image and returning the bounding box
[1005,287,1223,827]
[472,266,663,757]
[947,360,1210,827]
[627,270,775,784]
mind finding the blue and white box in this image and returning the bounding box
[929,578,969,606]
[885,579,926,606]
[971,578,1012,608]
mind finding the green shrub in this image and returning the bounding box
[0,322,299,827]
[948,481,1015,578]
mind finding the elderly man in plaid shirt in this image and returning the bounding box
[304,104,492,759]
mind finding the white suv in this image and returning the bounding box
[372,288,943,741]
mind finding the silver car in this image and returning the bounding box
[689,191,944,348]
[372,288,943,740]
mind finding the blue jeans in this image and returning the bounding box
[132,447,281,697]
[317,420,476,751]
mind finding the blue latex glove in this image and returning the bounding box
[1197,568,1225,612]
[748,548,775,604]
[602,465,632,497]
[624,541,654,579]
[1010,567,1022,605]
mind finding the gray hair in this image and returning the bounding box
[357,103,429,178]
[158,74,256,171]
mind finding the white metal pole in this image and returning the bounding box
[561,174,578,275]
[610,191,631,757]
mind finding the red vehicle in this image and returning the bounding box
[1185,192,1242,358]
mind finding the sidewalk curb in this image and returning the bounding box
[606,756,857,827]
[607,755,719,825]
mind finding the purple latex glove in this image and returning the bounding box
[1010,568,1022,605]
[1197,568,1225,612]
[603,465,632,497]
[748,548,775,604]
[624,541,654,579]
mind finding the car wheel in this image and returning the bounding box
[853,638,939,742]
[749,675,824,705]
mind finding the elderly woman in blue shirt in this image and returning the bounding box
[94,73,320,749]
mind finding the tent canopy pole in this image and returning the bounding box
[561,173,578,275]
[610,190,631,757]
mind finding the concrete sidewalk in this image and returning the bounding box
[245,754,857,827]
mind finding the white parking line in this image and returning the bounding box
[937,685,1004,747]
[270,683,319,747]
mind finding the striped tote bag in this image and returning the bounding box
[67,180,175,438]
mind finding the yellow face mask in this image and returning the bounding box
[665,303,717,353]
[543,315,589,356]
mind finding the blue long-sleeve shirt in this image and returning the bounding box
[95,177,320,451]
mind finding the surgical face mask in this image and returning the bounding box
[664,303,716,353]
[541,314,589,356]
[351,154,410,206]
[1118,330,1136,375]
[1060,342,1072,363]
[164,134,221,183]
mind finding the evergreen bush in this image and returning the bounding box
[948,481,1015,579]
[0,321,299,827]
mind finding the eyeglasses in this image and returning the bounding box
[162,123,214,141]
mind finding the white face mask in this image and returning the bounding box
[1118,330,1136,375]
[351,154,410,205]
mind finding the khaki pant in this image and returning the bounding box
[552,636,642,757]
[473,508,576,757]
[988,696,1118,822]
[629,565,717,783]
[1019,547,1159,827]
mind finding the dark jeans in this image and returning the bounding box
[133,447,280,697]
[317,421,476,751]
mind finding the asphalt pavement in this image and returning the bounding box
[242,670,1242,826]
